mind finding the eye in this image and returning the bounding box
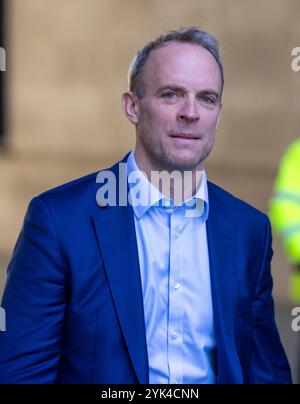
[200,95,217,104]
[162,92,178,99]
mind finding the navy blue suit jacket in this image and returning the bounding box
[0,156,292,383]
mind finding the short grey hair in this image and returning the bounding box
[128,27,224,99]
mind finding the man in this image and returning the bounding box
[0,28,292,384]
[269,138,300,303]
[269,137,300,382]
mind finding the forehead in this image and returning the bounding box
[142,42,221,92]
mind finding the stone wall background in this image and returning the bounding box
[1,0,300,304]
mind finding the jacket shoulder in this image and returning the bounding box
[208,181,269,224]
[36,156,127,205]
[38,171,99,201]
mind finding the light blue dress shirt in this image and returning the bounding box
[127,151,216,384]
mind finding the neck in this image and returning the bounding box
[133,151,204,205]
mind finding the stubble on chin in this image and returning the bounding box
[163,139,215,172]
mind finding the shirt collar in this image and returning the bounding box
[126,150,209,221]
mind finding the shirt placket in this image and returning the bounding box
[167,207,184,384]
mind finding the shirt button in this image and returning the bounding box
[174,282,181,289]
[171,331,178,340]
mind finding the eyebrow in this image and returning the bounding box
[156,84,221,100]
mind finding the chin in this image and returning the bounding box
[167,156,202,171]
[169,151,204,168]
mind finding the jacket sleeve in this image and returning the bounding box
[248,216,292,384]
[0,196,68,383]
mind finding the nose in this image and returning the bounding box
[177,98,200,123]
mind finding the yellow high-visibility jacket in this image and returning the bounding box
[269,138,300,302]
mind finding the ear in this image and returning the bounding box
[121,92,140,124]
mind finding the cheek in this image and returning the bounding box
[147,103,176,126]
[203,112,220,131]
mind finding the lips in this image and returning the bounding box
[170,132,200,140]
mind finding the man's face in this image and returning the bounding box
[125,41,222,173]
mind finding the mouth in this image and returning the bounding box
[170,133,200,141]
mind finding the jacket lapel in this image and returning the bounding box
[92,160,149,384]
[207,183,243,384]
